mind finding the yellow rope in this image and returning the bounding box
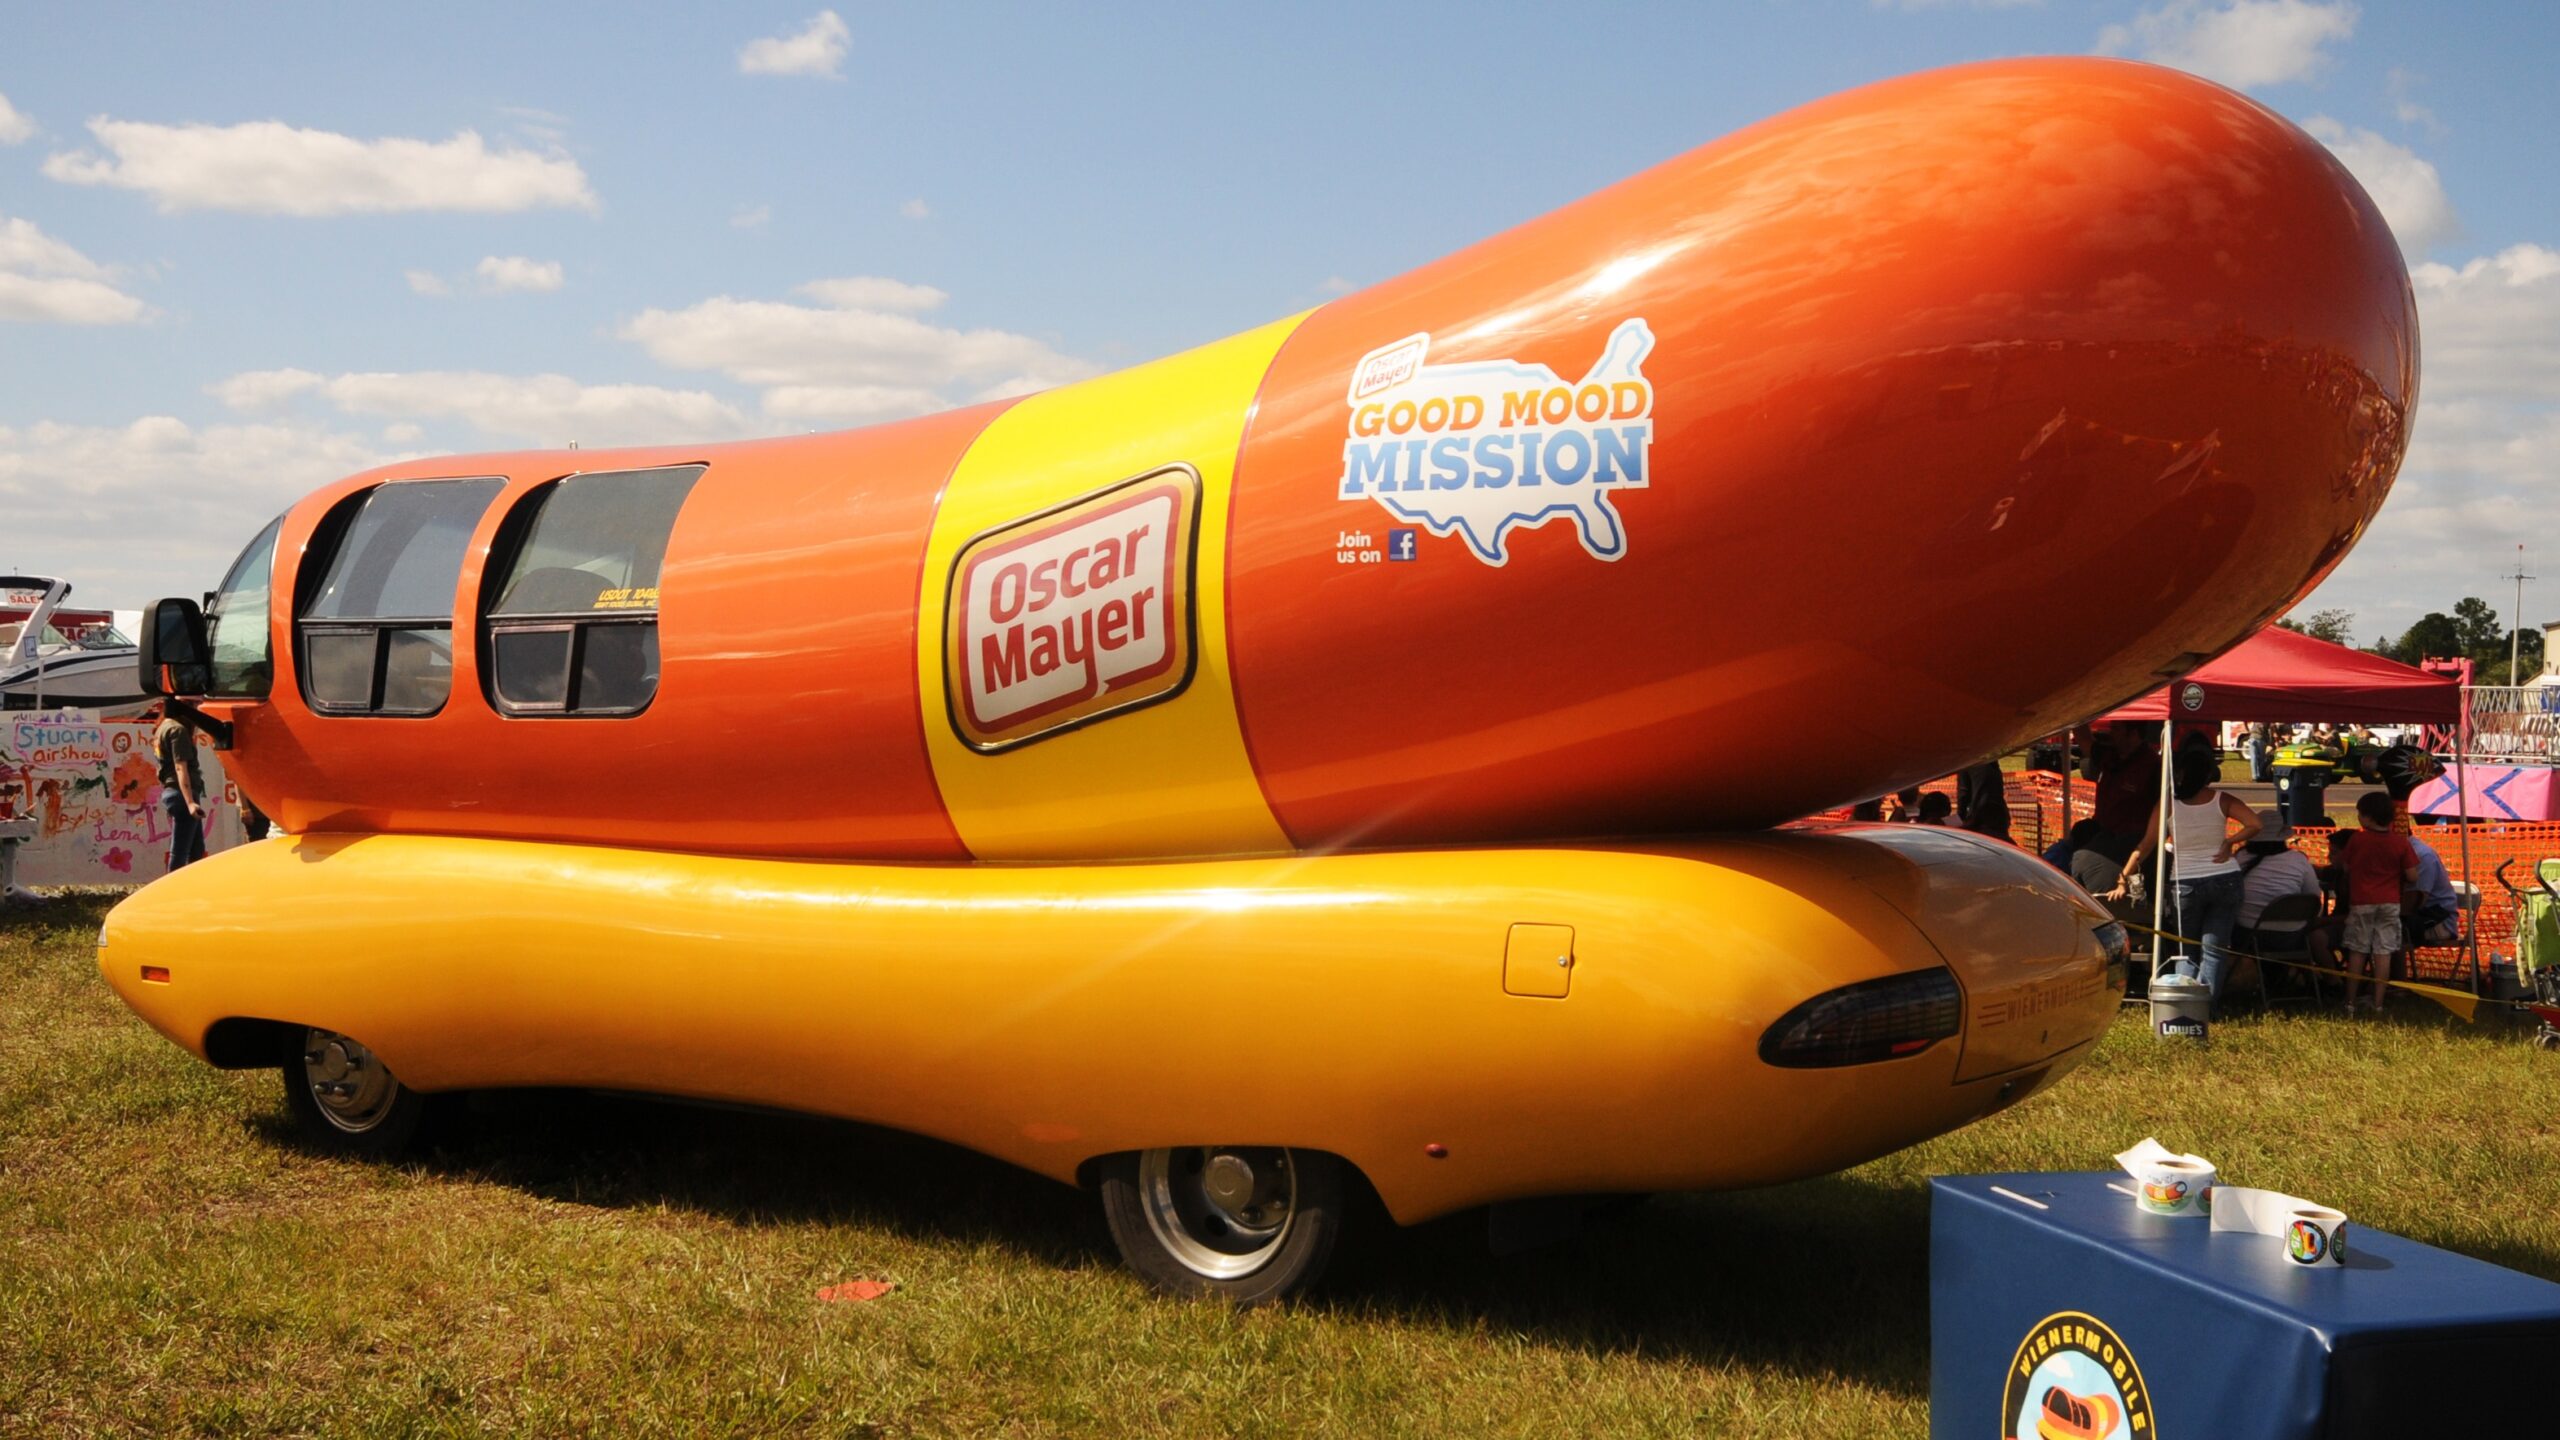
[2116,919,2537,1020]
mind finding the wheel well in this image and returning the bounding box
[1072,1147,1379,1204]
[202,1017,303,1069]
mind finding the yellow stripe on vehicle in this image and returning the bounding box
[917,314,1309,859]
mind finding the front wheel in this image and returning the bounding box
[1098,1146,1348,1303]
[280,1028,436,1157]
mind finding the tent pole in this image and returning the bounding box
[2455,697,2480,996]
[2151,719,2172,972]
[2061,727,2075,847]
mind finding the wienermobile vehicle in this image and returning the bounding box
[105,58,2414,1300]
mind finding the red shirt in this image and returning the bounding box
[2333,829,2416,907]
[2091,749,2158,835]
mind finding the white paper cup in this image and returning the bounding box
[2135,1157,2216,1216]
[2287,1207,2348,1266]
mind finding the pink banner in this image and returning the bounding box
[2411,765,2560,822]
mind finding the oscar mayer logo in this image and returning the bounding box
[944,467,1200,752]
[1337,317,1656,565]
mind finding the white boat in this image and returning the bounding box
[1,576,152,716]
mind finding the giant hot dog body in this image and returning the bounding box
[187,57,2410,862]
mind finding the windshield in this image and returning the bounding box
[208,515,284,697]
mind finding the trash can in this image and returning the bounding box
[2149,973,2211,1038]
[2272,747,2336,828]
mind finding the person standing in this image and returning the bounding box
[1956,759,2013,842]
[152,704,207,870]
[2082,725,2161,866]
[2330,792,2418,1015]
[2247,723,2275,783]
[2103,750,2262,1009]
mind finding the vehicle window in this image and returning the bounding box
[296,479,502,716]
[484,465,700,716]
[206,515,282,698]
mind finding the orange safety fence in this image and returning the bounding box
[1997,770,2560,983]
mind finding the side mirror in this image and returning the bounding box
[139,597,213,697]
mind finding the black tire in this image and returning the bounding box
[1097,1147,1348,1304]
[279,1027,437,1158]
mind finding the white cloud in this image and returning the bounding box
[0,91,35,145]
[205,368,325,411]
[619,277,1094,414]
[1315,275,1357,297]
[2406,245,2560,402]
[2386,67,2443,135]
[0,215,109,279]
[405,268,450,296]
[495,104,571,148]
[43,118,598,216]
[0,214,147,324]
[730,204,771,230]
[794,275,946,312]
[2096,1,2356,88]
[1870,1,2043,9]
[212,367,757,448]
[898,198,931,221]
[475,255,564,294]
[738,11,850,78]
[2304,117,2459,256]
[0,415,395,608]
[2297,243,2560,640]
[760,384,951,425]
[0,272,148,325]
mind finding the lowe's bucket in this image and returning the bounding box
[2150,973,2211,1040]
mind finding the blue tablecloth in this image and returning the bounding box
[1931,1171,2560,1439]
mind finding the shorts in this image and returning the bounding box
[2342,903,2403,955]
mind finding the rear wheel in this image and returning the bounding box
[1098,1146,1347,1303]
[280,1028,435,1157]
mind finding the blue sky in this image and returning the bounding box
[4,1,2555,648]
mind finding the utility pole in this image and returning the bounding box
[2504,544,2535,683]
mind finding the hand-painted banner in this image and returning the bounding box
[0,709,242,889]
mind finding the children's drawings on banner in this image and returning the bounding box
[0,709,241,888]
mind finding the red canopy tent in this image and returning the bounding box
[2098,626,2460,725]
[2078,627,2474,989]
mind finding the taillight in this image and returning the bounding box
[1759,969,1963,1068]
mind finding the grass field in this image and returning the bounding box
[5,894,2557,1438]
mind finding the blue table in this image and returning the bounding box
[1931,1172,2560,1439]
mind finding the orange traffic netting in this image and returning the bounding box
[1997,770,2559,983]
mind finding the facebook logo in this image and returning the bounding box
[1387,528,1419,561]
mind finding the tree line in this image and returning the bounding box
[2277,599,2546,684]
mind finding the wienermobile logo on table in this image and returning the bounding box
[1337,317,1658,565]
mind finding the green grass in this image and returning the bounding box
[6,895,2557,1438]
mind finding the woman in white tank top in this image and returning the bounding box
[2102,748,2263,1010]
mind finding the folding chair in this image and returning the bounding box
[2403,881,2483,992]
[2237,891,2326,1012]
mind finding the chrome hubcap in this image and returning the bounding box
[301,1028,400,1134]
[1138,1146,1299,1280]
